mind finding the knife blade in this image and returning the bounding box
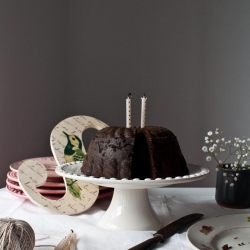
[128,213,203,250]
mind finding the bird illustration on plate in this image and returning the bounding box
[63,131,85,163]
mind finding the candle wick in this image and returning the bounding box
[143,93,146,98]
[128,93,132,98]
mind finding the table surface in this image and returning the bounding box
[1,187,249,250]
[148,187,215,196]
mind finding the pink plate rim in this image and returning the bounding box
[6,185,113,200]
[7,170,65,185]
[10,156,56,172]
[9,156,62,178]
[6,185,64,200]
[6,178,66,194]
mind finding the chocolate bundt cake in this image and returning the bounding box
[81,126,189,180]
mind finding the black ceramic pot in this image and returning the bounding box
[215,166,250,208]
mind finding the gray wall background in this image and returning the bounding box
[1,1,250,188]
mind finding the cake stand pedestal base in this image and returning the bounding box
[56,162,209,231]
[98,188,161,231]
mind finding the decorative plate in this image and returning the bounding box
[6,185,64,200]
[98,188,114,199]
[6,181,112,200]
[6,179,66,194]
[6,171,18,181]
[187,214,250,250]
[10,156,61,178]
[6,177,112,198]
[7,171,65,187]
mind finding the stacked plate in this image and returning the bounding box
[6,156,113,200]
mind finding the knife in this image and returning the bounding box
[128,213,203,250]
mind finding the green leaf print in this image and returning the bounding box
[66,178,82,200]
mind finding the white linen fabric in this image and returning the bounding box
[1,188,250,250]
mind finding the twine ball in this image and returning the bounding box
[0,218,35,250]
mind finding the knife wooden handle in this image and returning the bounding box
[128,234,164,250]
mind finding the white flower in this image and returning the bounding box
[206,156,212,162]
[216,168,219,171]
[236,173,239,176]
[225,180,228,183]
[209,147,214,152]
[230,183,234,187]
[234,177,237,181]
[223,173,227,176]
[202,129,249,171]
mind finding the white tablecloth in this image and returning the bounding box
[1,187,250,250]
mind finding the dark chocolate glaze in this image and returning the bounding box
[81,126,189,180]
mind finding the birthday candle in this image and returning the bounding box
[126,93,132,128]
[141,93,147,128]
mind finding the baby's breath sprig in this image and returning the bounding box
[202,128,250,170]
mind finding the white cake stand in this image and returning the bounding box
[56,162,209,231]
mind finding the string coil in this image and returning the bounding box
[0,218,35,250]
